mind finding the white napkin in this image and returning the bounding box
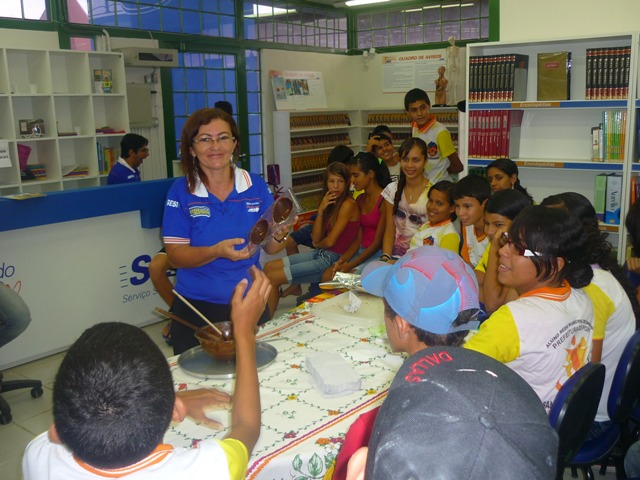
[342,290,362,313]
[305,351,362,397]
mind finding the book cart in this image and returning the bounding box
[464,34,639,262]
[0,48,129,196]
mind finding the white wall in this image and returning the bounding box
[500,0,640,41]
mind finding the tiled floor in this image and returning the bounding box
[0,291,300,480]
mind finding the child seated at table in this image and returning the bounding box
[22,268,271,480]
[338,246,557,480]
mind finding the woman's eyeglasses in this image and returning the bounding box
[499,232,541,257]
[395,208,423,226]
[193,134,235,145]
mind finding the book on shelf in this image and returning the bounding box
[468,110,523,159]
[585,46,630,100]
[605,173,622,225]
[601,110,627,162]
[594,173,607,222]
[469,54,528,103]
[537,52,571,101]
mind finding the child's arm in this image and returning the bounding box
[225,267,271,454]
[446,151,464,174]
[313,199,358,249]
[381,200,396,260]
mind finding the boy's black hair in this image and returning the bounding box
[383,299,474,347]
[404,88,431,110]
[627,200,640,256]
[214,100,234,116]
[451,174,491,204]
[120,133,148,159]
[370,125,394,144]
[509,205,593,288]
[327,144,355,165]
[349,151,392,190]
[53,322,175,469]
[485,188,532,221]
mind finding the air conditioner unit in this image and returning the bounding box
[115,47,179,67]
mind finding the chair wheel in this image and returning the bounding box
[0,411,11,425]
[31,387,43,398]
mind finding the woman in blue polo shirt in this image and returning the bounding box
[162,107,285,354]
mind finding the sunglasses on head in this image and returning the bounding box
[499,232,541,257]
[395,209,423,226]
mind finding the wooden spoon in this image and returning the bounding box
[171,289,227,339]
[154,307,220,341]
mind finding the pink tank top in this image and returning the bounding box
[328,220,360,255]
[358,194,383,248]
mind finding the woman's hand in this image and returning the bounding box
[214,238,250,261]
[173,388,232,430]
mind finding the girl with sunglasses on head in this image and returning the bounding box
[408,180,459,253]
[326,151,392,278]
[162,107,286,355]
[264,162,360,316]
[486,157,534,202]
[475,189,533,311]
[464,205,595,412]
[380,138,432,262]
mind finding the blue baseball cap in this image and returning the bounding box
[361,246,480,334]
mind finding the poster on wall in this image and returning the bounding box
[381,52,446,95]
[270,70,328,111]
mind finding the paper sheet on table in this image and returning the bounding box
[311,291,384,328]
[0,140,11,168]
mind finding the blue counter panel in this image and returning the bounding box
[0,178,177,232]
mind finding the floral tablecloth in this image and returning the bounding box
[164,290,403,480]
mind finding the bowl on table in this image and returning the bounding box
[195,321,236,361]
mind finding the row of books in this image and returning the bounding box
[468,110,524,159]
[290,133,350,152]
[590,110,627,162]
[585,47,631,100]
[290,114,351,130]
[629,176,640,204]
[468,54,529,103]
[97,143,118,174]
[594,173,622,225]
[365,112,458,127]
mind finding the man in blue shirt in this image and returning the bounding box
[107,133,149,185]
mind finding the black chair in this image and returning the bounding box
[568,330,640,479]
[0,372,43,424]
[549,362,606,480]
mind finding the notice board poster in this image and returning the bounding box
[381,52,446,94]
[270,70,328,111]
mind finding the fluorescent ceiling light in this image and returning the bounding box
[423,5,441,9]
[461,3,475,6]
[345,0,389,6]
[244,4,296,18]
[441,4,458,8]
[402,8,423,12]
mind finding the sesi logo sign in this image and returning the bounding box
[120,254,151,288]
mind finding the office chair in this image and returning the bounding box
[0,373,43,424]
[548,362,606,480]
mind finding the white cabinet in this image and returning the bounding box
[0,48,129,195]
[465,34,639,261]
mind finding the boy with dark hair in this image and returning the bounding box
[451,174,491,267]
[404,87,462,184]
[23,267,271,479]
[107,133,149,184]
[341,246,558,480]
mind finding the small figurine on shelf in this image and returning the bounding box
[434,65,448,106]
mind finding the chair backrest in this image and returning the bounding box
[608,329,640,424]
[549,362,606,465]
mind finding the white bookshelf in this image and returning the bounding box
[0,48,129,195]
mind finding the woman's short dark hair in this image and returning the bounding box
[486,189,533,221]
[509,205,593,288]
[180,107,240,193]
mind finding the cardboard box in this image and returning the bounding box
[605,173,622,225]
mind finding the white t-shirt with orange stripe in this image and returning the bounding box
[23,433,247,480]
[464,281,594,413]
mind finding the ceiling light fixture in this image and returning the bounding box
[244,4,296,18]
[344,0,389,7]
